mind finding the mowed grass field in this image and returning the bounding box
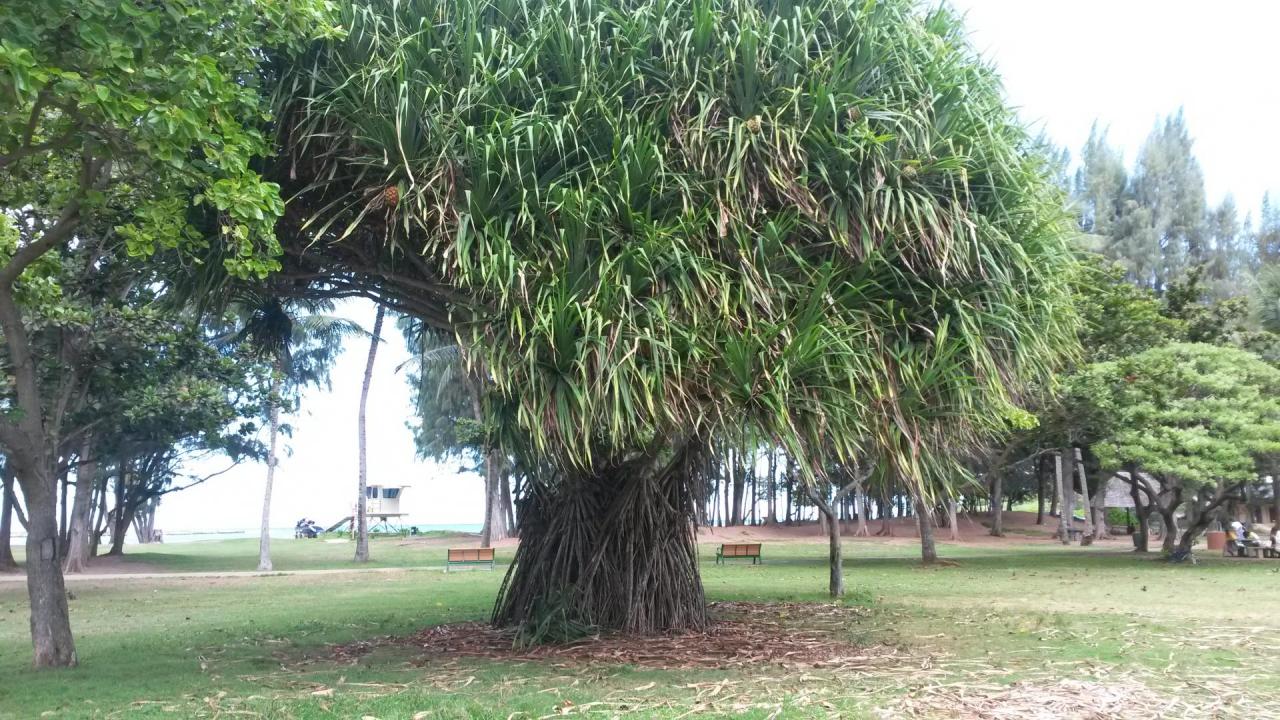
[2,537,1279,719]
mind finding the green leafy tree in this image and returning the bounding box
[0,0,332,668]
[400,319,512,547]
[1070,343,1280,555]
[278,0,1078,621]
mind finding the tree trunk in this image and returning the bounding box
[502,469,516,537]
[805,484,844,597]
[1272,474,1279,535]
[784,456,793,524]
[480,449,506,548]
[63,435,98,573]
[989,472,1004,537]
[20,465,78,667]
[90,476,109,558]
[765,451,777,524]
[916,495,938,564]
[729,449,744,526]
[854,485,869,536]
[1091,475,1110,541]
[258,369,282,572]
[1159,506,1178,554]
[0,465,16,570]
[948,498,960,541]
[108,503,131,556]
[493,442,707,633]
[105,465,129,557]
[58,471,69,552]
[1061,448,1076,541]
[1132,483,1151,552]
[1035,455,1046,525]
[1075,448,1094,545]
[1054,452,1069,544]
[354,304,385,563]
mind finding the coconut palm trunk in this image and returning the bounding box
[258,362,283,572]
[355,305,385,562]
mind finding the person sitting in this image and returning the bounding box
[1245,525,1263,546]
[1227,521,1245,557]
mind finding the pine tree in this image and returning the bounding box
[1131,111,1208,291]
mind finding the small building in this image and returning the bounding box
[364,485,409,517]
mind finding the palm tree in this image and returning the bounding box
[398,318,510,547]
[354,304,386,562]
[226,295,363,571]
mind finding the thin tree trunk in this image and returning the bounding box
[948,498,960,541]
[1055,452,1069,544]
[259,368,282,572]
[58,470,69,551]
[784,456,793,524]
[0,465,15,570]
[854,485,869,536]
[989,472,1004,536]
[90,475,108,558]
[1130,472,1150,553]
[765,450,777,524]
[807,485,843,597]
[502,469,516,537]
[354,304,385,563]
[729,449,744,526]
[1036,455,1046,525]
[917,495,938,564]
[63,434,98,573]
[1075,448,1094,544]
[106,465,128,556]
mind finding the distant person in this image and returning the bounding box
[1228,521,1245,557]
[1244,524,1262,548]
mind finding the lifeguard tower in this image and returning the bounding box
[327,484,411,535]
[363,484,410,533]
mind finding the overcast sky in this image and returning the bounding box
[159,0,1280,533]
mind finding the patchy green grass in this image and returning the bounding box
[10,534,477,573]
[2,538,1279,718]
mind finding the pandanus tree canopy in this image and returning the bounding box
[275,0,1079,488]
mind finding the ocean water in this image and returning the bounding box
[8,522,484,548]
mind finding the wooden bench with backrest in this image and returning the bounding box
[715,543,762,565]
[446,547,495,572]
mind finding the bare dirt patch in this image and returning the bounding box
[332,601,901,670]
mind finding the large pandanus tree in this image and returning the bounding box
[273,0,1079,633]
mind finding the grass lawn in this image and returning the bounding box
[2,537,1279,718]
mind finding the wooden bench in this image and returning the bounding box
[715,543,762,565]
[446,547,495,572]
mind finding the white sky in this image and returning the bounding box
[162,299,484,532]
[950,0,1279,217]
[160,0,1279,532]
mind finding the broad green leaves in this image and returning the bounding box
[1073,343,1280,487]
[0,0,336,278]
